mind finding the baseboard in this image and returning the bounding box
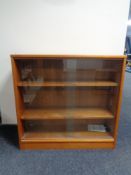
[0,111,1,124]
[0,124,17,127]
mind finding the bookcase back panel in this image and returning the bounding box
[22,87,112,108]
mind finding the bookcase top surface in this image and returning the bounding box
[11,54,126,59]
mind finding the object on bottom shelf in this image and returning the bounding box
[88,124,106,132]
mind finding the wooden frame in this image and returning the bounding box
[11,55,126,150]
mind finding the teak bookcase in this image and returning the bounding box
[11,55,126,150]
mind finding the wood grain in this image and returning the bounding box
[22,131,114,142]
[10,54,126,150]
[21,108,114,120]
[20,142,115,150]
[113,57,126,146]
[11,54,126,59]
[18,81,118,87]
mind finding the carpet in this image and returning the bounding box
[0,73,131,175]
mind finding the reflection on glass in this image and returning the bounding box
[16,58,122,139]
[17,59,122,82]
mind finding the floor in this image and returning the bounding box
[0,73,131,175]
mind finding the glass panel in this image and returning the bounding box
[16,59,122,83]
[22,87,112,108]
[16,58,122,140]
[23,119,113,140]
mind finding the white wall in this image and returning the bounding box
[0,0,130,123]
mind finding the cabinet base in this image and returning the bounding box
[20,141,115,150]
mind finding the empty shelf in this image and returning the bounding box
[21,131,114,142]
[21,108,114,120]
[18,81,118,87]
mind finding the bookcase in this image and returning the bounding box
[11,55,126,149]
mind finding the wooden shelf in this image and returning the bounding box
[22,131,114,142]
[21,108,114,120]
[18,81,118,87]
